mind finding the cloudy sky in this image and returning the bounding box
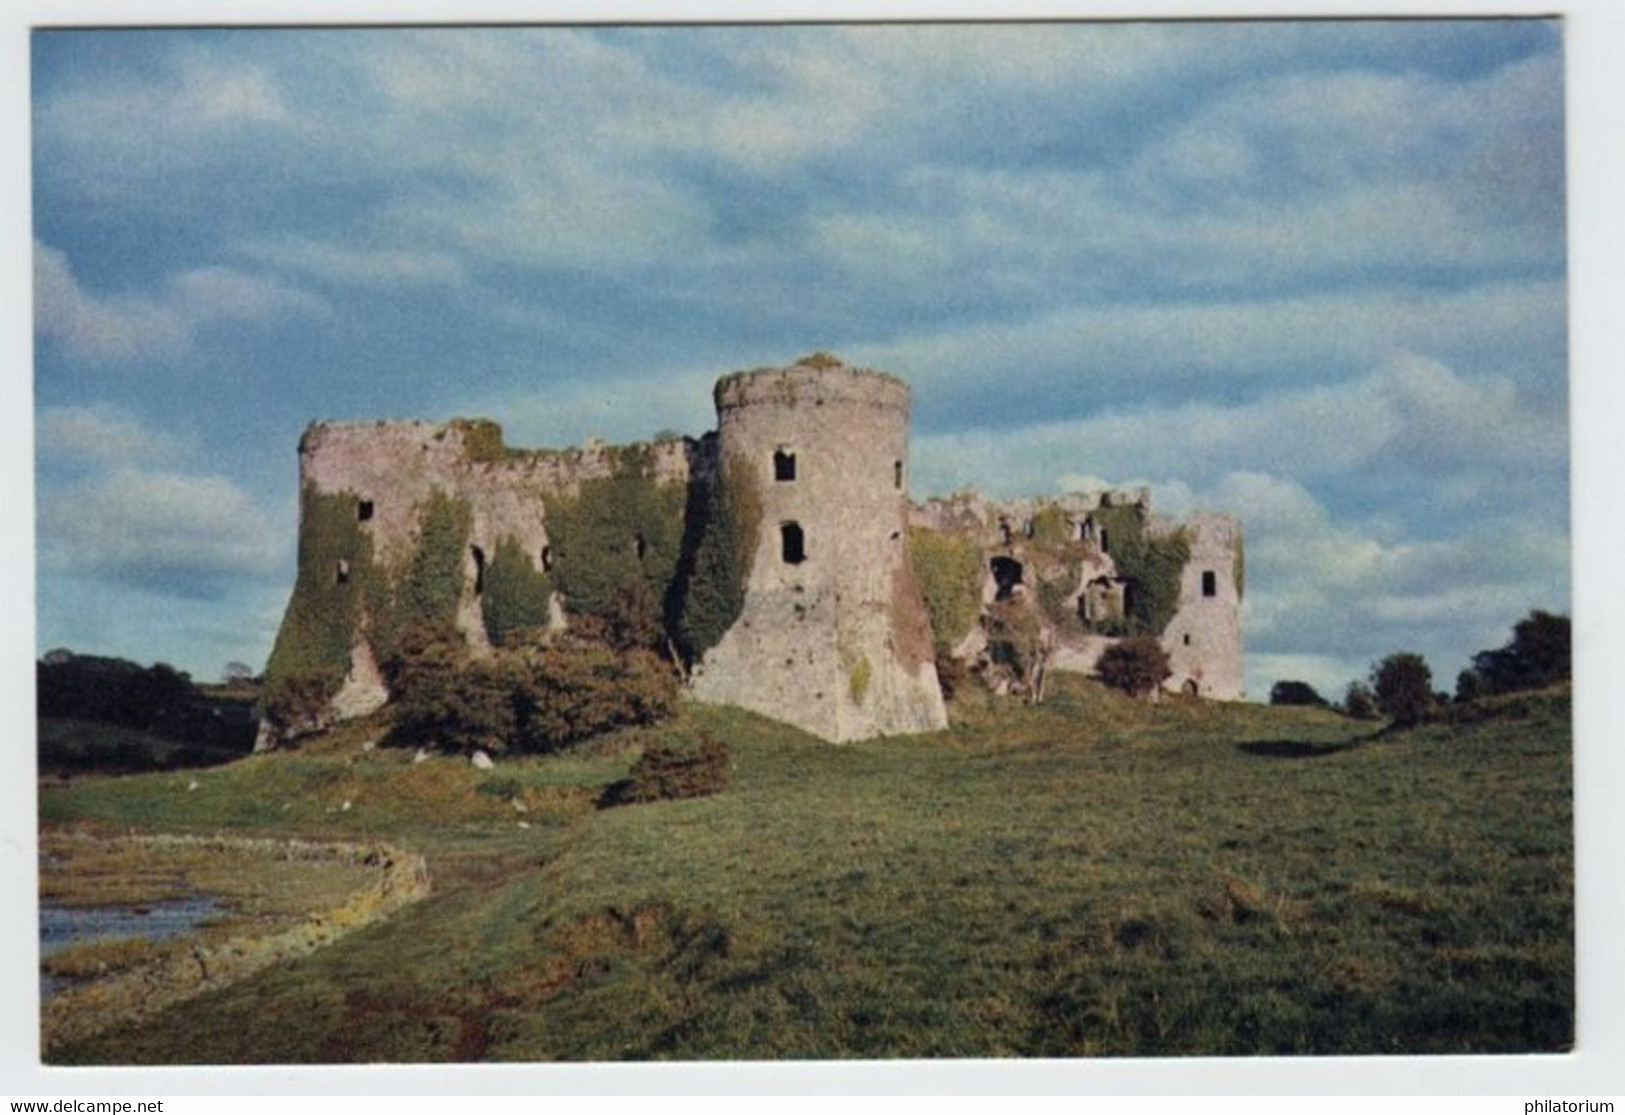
[31,19,1571,699]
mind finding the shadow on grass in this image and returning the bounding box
[1236,736,1373,759]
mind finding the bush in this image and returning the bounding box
[388,630,679,755]
[1269,680,1328,707]
[599,732,731,807]
[1096,636,1172,699]
[1341,681,1380,720]
[1371,652,1435,727]
[514,643,679,752]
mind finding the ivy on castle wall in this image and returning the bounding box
[261,486,376,722]
[369,489,474,665]
[1086,504,1190,638]
[675,456,763,661]
[1233,529,1245,601]
[480,535,553,648]
[907,528,984,656]
[547,466,687,625]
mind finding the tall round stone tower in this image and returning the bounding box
[689,355,948,741]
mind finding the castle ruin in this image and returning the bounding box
[263,354,1243,745]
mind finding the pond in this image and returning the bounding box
[39,895,224,999]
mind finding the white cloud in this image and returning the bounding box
[34,241,326,364]
[39,404,190,468]
[39,467,283,596]
[910,349,1564,501]
[240,237,466,287]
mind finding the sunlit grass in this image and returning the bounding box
[42,679,1572,1062]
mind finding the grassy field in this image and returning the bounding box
[38,678,1572,1062]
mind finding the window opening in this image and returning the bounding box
[471,545,486,596]
[541,545,553,572]
[774,449,797,482]
[357,499,374,522]
[1202,570,1217,597]
[335,559,350,585]
[991,556,1025,602]
[1099,528,1110,553]
[894,460,904,489]
[781,521,806,564]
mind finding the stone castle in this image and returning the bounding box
[265,354,1242,744]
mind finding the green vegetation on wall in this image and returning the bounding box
[1087,504,1190,638]
[480,535,553,648]
[1233,529,1245,601]
[446,419,508,464]
[262,486,374,718]
[907,528,984,655]
[547,464,687,625]
[1035,562,1085,634]
[371,489,473,664]
[676,456,763,661]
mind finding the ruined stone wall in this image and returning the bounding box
[911,490,1244,699]
[1160,513,1245,699]
[294,420,693,714]
[274,358,1244,744]
[689,361,948,741]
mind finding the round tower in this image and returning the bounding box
[690,355,948,741]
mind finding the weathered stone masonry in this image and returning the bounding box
[268,355,1243,744]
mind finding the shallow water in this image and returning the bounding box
[39,896,224,998]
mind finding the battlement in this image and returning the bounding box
[714,357,910,415]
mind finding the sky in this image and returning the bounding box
[30,19,1572,701]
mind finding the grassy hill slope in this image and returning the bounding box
[40,680,1572,1062]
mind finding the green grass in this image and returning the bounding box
[40,680,1572,1062]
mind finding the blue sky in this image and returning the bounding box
[31,20,1571,700]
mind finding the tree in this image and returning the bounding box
[1096,636,1172,700]
[1342,680,1380,720]
[1371,652,1435,726]
[1468,610,1571,696]
[984,599,1052,703]
[1270,680,1327,707]
[222,661,256,685]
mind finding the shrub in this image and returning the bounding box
[599,732,731,807]
[1095,636,1172,699]
[388,635,679,756]
[259,668,343,737]
[1269,680,1328,707]
[1371,652,1435,726]
[1341,681,1380,720]
[514,644,679,752]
